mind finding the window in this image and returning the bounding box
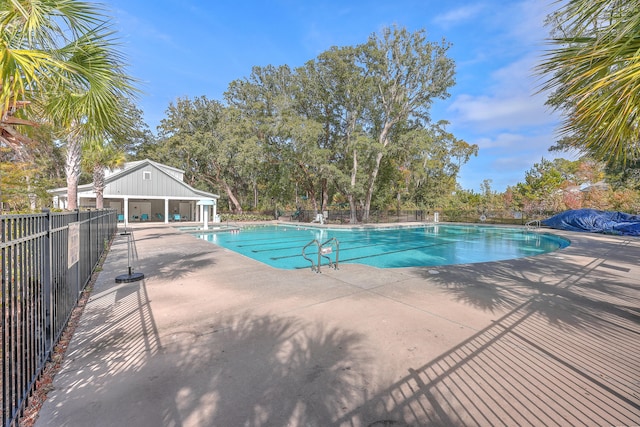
[143,171,151,180]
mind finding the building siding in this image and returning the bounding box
[49,159,218,207]
[105,164,203,198]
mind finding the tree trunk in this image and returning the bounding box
[253,177,258,209]
[362,151,384,221]
[363,122,393,221]
[207,162,243,214]
[24,176,37,210]
[348,195,358,224]
[220,179,243,213]
[66,172,79,211]
[321,177,329,212]
[349,148,358,224]
[65,135,82,211]
[93,165,106,209]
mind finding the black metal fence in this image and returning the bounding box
[438,209,550,225]
[1,209,117,427]
[282,209,548,225]
[281,209,428,223]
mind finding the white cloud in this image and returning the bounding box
[457,126,565,190]
[474,133,526,149]
[433,4,485,28]
[448,91,555,131]
[471,128,557,155]
[506,0,554,45]
[491,151,555,173]
[491,56,539,92]
[112,8,174,45]
[447,52,559,131]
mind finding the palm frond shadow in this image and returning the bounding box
[160,312,374,426]
[139,250,218,281]
[413,253,639,330]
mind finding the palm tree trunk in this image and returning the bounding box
[93,164,106,209]
[25,176,37,210]
[65,134,82,211]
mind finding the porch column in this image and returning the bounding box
[164,198,169,224]
[123,197,129,226]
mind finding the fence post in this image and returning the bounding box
[75,209,80,298]
[41,208,53,352]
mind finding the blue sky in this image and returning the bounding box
[105,0,569,192]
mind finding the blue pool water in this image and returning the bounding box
[190,224,569,270]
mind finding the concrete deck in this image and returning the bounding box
[34,223,640,426]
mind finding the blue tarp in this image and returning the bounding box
[542,209,640,236]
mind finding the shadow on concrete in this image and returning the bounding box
[37,267,164,426]
[120,226,220,282]
[335,294,640,426]
[140,250,219,281]
[42,275,378,426]
[333,237,640,426]
[38,228,639,427]
[158,313,374,426]
[411,236,639,330]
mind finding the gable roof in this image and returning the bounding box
[49,159,219,200]
[106,159,185,180]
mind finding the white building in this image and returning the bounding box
[49,159,219,226]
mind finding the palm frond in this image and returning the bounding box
[537,0,640,163]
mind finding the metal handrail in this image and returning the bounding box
[302,237,340,273]
[525,220,541,229]
[302,239,320,272]
[319,237,339,271]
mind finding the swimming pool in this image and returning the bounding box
[189,224,570,270]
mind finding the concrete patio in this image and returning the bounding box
[34,223,640,426]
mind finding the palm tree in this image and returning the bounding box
[0,0,138,210]
[538,0,640,165]
[47,28,137,210]
[82,138,126,209]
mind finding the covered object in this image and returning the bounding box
[542,209,640,236]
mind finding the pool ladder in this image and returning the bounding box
[302,237,340,273]
[525,220,541,229]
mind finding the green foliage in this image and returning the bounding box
[1,0,139,211]
[214,26,463,222]
[0,121,64,211]
[396,121,478,209]
[137,27,469,221]
[219,213,273,222]
[539,0,640,165]
[506,156,640,214]
[603,158,640,190]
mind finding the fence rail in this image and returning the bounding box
[278,208,550,225]
[1,209,117,427]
